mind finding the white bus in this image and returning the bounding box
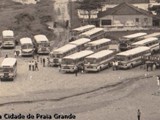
[119,32,147,51]
[72,25,95,39]
[132,37,159,53]
[2,30,15,48]
[69,38,90,51]
[86,38,111,52]
[20,37,35,56]
[0,58,17,81]
[49,44,78,66]
[61,50,94,72]
[34,34,50,54]
[115,46,151,69]
[138,32,160,40]
[79,27,105,40]
[84,50,115,72]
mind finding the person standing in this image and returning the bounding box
[32,61,35,71]
[40,57,42,64]
[115,61,119,70]
[14,51,17,58]
[35,61,39,71]
[75,65,78,76]
[137,109,141,120]
[157,75,160,90]
[112,61,116,71]
[43,58,45,67]
[5,54,8,58]
[29,61,31,71]
[37,54,39,62]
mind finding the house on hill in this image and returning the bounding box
[103,0,149,4]
[98,2,155,29]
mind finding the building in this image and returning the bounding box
[12,0,39,4]
[98,2,153,28]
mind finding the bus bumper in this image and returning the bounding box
[2,44,15,48]
[0,76,14,81]
[61,68,76,72]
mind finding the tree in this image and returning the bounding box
[77,0,104,24]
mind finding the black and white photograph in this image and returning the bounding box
[1,0,160,120]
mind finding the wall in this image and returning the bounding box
[100,15,152,27]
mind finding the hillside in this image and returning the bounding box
[0,0,54,42]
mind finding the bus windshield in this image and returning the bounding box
[38,42,49,47]
[0,67,13,72]
[3,37,14,41]
[85,58,97,64]
[62,59,75,65]
[115,55,128,61]
[22,44,33,49]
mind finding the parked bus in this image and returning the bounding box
[132,37,159,53]
[138,32,160,40]
[61,50,94,72]
[49,44,78,66]
[84,50,115,72]
[33,34,50,54]
[0,58,17,81]
[119,32,147,51]
[71,25,95,39]
[69,38,90,51]
[20,37,35,56]
[115,46,151,69]
[79,27,105,40]
[1,30,15,48]
[86,38,111,52]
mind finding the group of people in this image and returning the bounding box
[28,55,48,71]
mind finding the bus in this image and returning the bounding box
[71,25,95,39]
[79,27,105,40]
[49,44,78,66]
[84,50,115,72]
[61,50,94,72]
[0,58,17,81]
[86,38,111,52]
[115,46,151,69]
[138,32,160,40]
[69,38,90,51]
[33,34,50,54]
[132,37,159,53]
[20,37,35,56]
[119,32,147,51]
[1,30,15,48]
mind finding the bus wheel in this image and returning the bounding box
[130,64,133,69]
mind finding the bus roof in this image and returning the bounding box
[69,38,90,45]
[34,34,49,43]
[64,50,94,60]
[1,58,17,67]
[142,32,160,39]
[20,37,32,44]
[87,38,111,46]
[80,28,104,36]
[132,37,158,45]
[53,44,77,54]
[86,50,114,59]
[123,32,147,39]
[2,30,14,37]
[73,25,95,31]
[117,46,150,56]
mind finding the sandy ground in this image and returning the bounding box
[0,48,160,120]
